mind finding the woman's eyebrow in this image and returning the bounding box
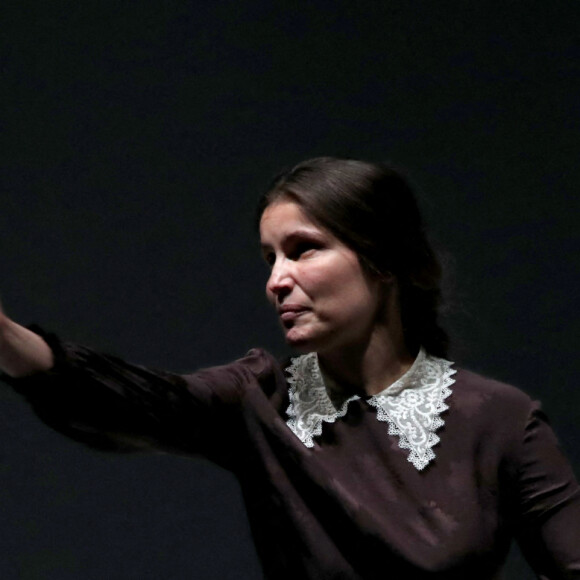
[261,228,323,247]
[260,229,329,258]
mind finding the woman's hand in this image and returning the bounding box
[0,299,54,378]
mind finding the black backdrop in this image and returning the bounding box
[1,2,579,578]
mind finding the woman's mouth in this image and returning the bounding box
[278,305,309,323]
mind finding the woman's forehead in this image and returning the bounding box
[260,201,324,240]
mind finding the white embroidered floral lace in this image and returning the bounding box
[285,348,456,471]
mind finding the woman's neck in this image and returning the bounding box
[317,325,415,397]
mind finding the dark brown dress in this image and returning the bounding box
[4,327,580,579]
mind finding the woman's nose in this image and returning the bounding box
[266,258,294,298]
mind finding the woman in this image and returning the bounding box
[1,157,579,578]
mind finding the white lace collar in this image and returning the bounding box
[285,348,456,471]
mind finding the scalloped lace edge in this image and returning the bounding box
[285,348,456,471]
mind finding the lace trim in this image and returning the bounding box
[285,348,456,471]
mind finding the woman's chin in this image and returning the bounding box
[285,329,317,353]
[284,327,329,354]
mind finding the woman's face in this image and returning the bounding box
[259,200,385,354]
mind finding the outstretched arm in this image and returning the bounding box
[0,302,54,377]
[0,306,271,463]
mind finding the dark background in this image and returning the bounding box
[1,1,579,578]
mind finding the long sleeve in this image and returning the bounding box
[4,336,580,578]
[2,326,275,469]
[509,403,580,579]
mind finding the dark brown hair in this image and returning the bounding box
[257,156,449,357]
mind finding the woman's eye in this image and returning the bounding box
[292,242,319,260]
